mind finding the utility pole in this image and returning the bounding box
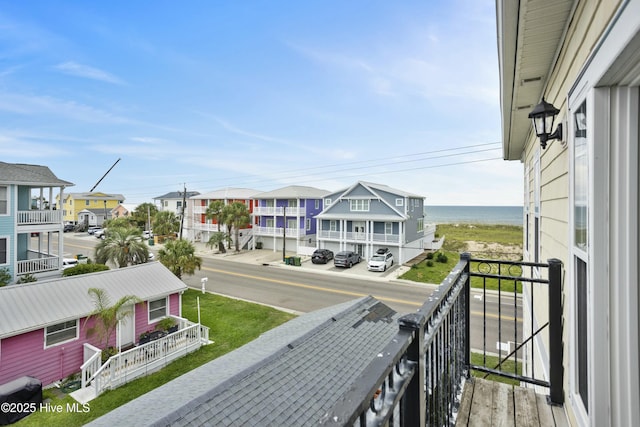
[282,206,286,261]
[179,183,186,240]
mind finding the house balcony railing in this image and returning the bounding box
[318,230,400,243]
[320,253,563,426]
[253,226,306,237]
[253,206,305,216]
[192,223,221,233]
[16,253,60,275]
[17,210,62,226]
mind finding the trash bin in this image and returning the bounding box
[148,238,155,246]
[77,255,88,264]
[256,242,263,249]
[283,256,291,264]
[293,257,301,266]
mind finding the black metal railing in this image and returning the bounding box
[321,253,563,426]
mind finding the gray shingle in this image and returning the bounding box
[88,296,400,426]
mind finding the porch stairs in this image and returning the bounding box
[71,320,211,404]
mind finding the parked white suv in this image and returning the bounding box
[367,252,394,272]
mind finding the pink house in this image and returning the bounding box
[0,262,187,387]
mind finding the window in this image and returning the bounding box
[306,218,311,231]
[287,219,297,229]
[45,320,78,347]
[329,220,337,232]
[350,199,369,212]
[266,218,274,228]
[417,218,424,232]
[572,100,589,412]
[85,200,90,206]
[324,198,332,206]
[288,199,297,208]
[315,200,320,209]
[0,186,7,215]
[265,200,274,208]
[395,198,403,207]
[0,238,6,264]
[385,222,392,234]
[149,297,167,321]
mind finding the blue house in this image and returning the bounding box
[251,185,329,253]
[316,181,428,264]
[0,162,73,284]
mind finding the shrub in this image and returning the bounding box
[426,260,434,267]
[17,273,37,283]
[63,263,110,276]
[426,252,434,260]
[411,263,418,269]
[0,268,11,287]
[436,253,448,263]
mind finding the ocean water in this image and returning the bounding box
[425,206,523,226]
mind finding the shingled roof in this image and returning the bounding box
[0,162,73,187]
[88,296,400,426]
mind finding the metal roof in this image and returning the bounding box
[64,192,125,201]
[154,191,200,200]
[190,187,261,200]
[0,263,187,339]
[253,185,330,199]
[496,0,575,160]
[0,162,73,187]
[88,296,400,426]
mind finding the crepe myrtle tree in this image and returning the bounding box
[157,238,202,279]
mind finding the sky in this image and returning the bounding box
[0,0,523,207]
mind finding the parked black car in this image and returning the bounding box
[311,249,334,264]
[63,224,75,232]
[334,251,361,268]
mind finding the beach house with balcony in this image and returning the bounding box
[316,181,428,264]
[0,162,73,283]
[186,188,259,246]
[497,0,640,425]
[251,185,329,253]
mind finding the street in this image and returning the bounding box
[60,234,522,353]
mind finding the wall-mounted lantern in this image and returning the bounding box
[528,98,563,149]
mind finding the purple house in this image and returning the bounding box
[250,185,329,253]
[0,262,187,388]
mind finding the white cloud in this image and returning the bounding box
[54,61,125,85]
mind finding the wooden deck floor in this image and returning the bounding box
[456,378,569,427]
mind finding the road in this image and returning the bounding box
[60,234,523,352]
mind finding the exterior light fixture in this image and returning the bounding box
[528,98,563,149]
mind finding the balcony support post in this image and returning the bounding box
[461,252,471,370]
[548,258,564,405]
[398,314,426,427]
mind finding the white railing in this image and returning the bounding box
[192,223,220,232]
[80,344,103,389]
[254,226,305,237]
[83,322,210,398]
[318,230,400,243]
[17,210,62,225]
[16,255,59,274]
[254,206,305,216]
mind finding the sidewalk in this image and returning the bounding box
[179,242,412,282]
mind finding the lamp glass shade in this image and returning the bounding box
[529,98,560,138]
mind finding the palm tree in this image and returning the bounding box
[157,238,202,279]
[222,202,251,252]
[206,231,227,253]
[85,287,141,353]
[205,200,227,252]
[95,227,149,267]
[153,211,179,239]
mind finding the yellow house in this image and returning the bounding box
[57,192,125,225]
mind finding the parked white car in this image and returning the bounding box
[94,228,107,239]
[367,252,394,272]
[62,258,79,270]
[142,230,154,239]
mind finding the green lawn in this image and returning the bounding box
[16,290,295,427]
[400,224,524,292]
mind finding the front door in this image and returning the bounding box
[353,221,366,240]
[118,306,135,349]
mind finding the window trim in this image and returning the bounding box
[395,198,403,207]
[0,236,7,265]
[0,186,8,216]
[148,297,168,322]
[44,319,78,348]
[350,199,370,212]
